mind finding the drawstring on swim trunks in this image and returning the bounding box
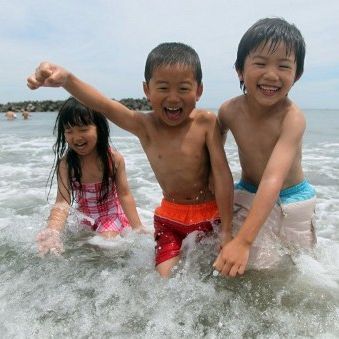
[278,198,288,217]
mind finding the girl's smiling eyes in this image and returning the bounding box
[64,126,90,134]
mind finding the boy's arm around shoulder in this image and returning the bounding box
[204,111,233,237]
[27,62,146,138]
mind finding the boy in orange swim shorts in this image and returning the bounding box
[27,42,234,277]
[154,200,220,266]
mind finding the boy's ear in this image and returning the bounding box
[143,82,150,101]
[196,83,203,101]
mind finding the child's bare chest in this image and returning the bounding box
[149,136,206,162]
[80,161,103,184]
[145,129,209,175]
[233,114,282,153]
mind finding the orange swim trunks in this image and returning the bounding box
[154,199,220,266]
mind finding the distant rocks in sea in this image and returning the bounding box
[0,97,151,112]
[119,98,151,111]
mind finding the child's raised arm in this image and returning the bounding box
[27,62,144,137]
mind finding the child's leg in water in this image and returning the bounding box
[156,256,181,278]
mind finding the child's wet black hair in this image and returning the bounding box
[47,97,115,204]
[235,17,306,93]
[144,42,202,85]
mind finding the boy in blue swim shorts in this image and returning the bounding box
[214,17,317,276]
[233,180,316,269]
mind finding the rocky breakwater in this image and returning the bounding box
[0,97,151,112]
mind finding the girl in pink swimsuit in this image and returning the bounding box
[37,97,145,255]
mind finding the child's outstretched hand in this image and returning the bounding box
[213,236,249,277]
[36,228,64,256]
[27,62,69,90]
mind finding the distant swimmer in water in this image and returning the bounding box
[21,110,31,119]
[5,111,17,120]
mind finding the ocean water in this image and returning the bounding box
[0,109,338,338]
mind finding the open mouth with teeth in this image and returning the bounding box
[258,85,280,96]
[164,107,183,121]
[74,142,87,150]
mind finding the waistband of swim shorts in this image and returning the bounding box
[154,199,219,225]
[235,179,316,204]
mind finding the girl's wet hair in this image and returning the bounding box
[48,97,115,204]
[144,42,202,85]
[235,17,306,93]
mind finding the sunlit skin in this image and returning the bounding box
[214,41,306,277]
[141,65,215,202]
[27,62,234,277]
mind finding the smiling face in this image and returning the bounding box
[64,124,98,157]
[143,64,203,127]
[238,41,297,107]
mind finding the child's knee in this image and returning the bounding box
[156,256,180,277]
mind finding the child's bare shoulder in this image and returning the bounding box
[140,110,154,118]
[57,157,69,182]
[282,100,305,121]
[283,102,306,131]
[193,108,218,124]
[219,96,243,113]
[59,157,68,169]
[110,149,124,165]
[140,110,160,127]
[286,101,304,116]
[218,96,244,126]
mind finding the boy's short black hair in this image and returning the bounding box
[144,42,202,85]
[235,17,306,92]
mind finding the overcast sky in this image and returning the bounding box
[1,0,339,109]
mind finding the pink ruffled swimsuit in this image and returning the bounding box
[74,180,129,233]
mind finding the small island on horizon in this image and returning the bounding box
[0,97,151,112]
